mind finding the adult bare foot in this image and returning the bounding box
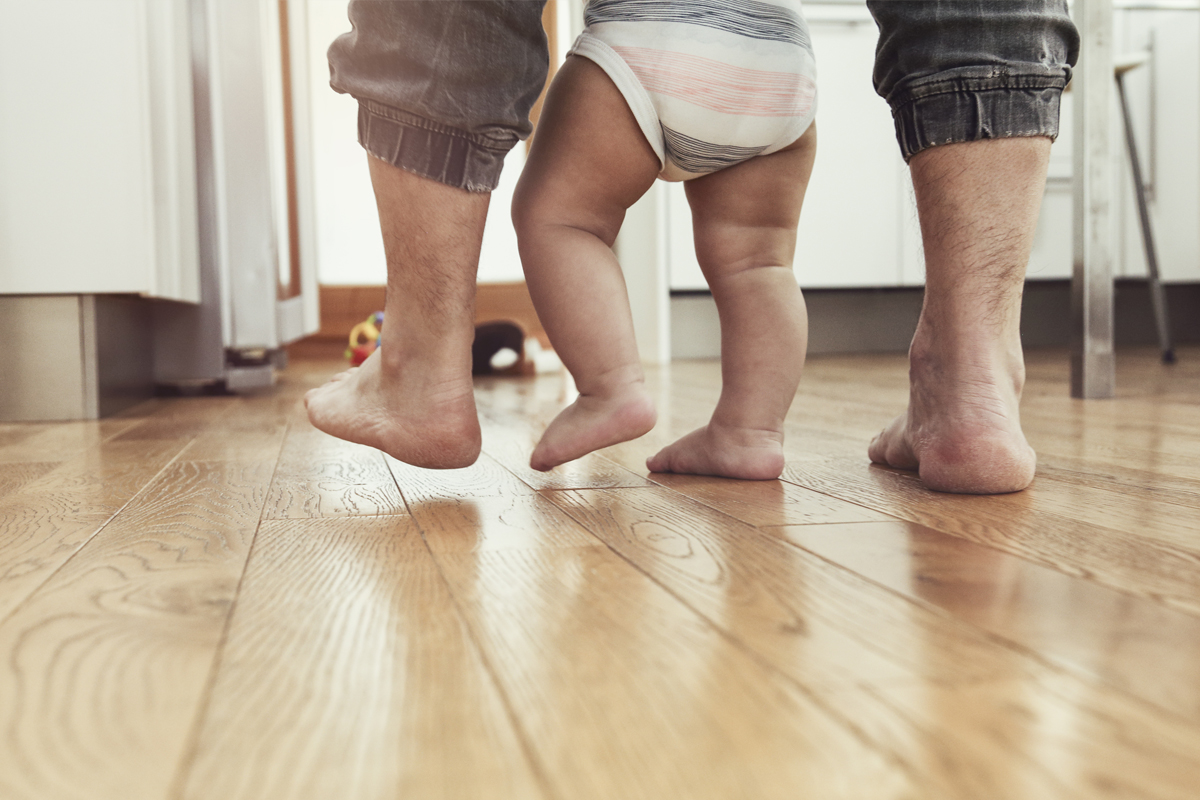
[868,342,1036,494]
[868,137,1052,494]
[305,348,481,469]
[530,385,656,471]
[647,423,785,481]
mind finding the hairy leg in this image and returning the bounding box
[305,156,485,469]
[868,136,1047,493]
[647,126,816,480]
[513,56,661,471]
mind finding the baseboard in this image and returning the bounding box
[672,280,1200,358]
[294,279,1200,363]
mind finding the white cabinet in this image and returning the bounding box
[0,0,200,301]
[0,0,321,417]
[667,3,1200,292]
[1113,8,1200,283]
[1032,8,1200,284]
[668,8,922,291]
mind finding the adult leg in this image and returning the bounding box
[867,137,1047,493]
[647,127,816,481]
[866,0,1079,493]
[305,159,488,469]
[512,56,660,471]
[306,1,548,468]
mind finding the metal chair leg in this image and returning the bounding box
[1116,71,1175,364]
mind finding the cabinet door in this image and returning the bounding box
[1114,9,1200,284]
[0,0,199,301]
[798,16,918,288]
[667,13,918,291]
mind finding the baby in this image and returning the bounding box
[512,0,817,480]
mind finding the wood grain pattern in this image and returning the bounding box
[0,461,59,499]
[782,456,1200,616]
[647,472,893,527]
[1035,455,1200,508]
[111,398,235,442]
[386,451,536,504]
[545,488,1019,688]
[264,427,406,519]
[414,494,599,554]
[479,414,653,491]
[0,459,273,800]
[781,519,1200,723]
[0,440,186,622]
[177,517,544,800]
[0,348,1197,798]
[431,545,914,799]
[0,418,145,463]
[828,672,1200,800]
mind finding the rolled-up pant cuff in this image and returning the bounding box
[357,99,517,193]
[890,79,1066,163]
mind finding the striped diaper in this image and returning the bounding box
[570,0,817,181]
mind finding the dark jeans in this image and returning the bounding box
[328,0,1079,191]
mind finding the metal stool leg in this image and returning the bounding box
[1116,71,1176,364]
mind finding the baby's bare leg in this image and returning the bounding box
[512,56,661,471]
[648,127,816,480]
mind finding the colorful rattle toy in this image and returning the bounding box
[345,311,384,366]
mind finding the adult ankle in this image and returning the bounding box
[909,322,1024,388]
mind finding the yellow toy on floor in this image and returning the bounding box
[345,312,383,366]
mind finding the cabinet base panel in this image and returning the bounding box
[0,295,154,422]
[670,280,1200,359]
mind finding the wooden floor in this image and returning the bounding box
[1,347,1199,799]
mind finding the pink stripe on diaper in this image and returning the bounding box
[612,46,814,118]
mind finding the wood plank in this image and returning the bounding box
[0,440,186,622]
[544,489,1200,798]
[180,429,289,463]
[782,457,1200,616]
[431,544,914,799]
[176,516,545,800]
[0,461,59,499]
[479,414,653,491]
[545,487,1018,689]
[647,472,894,527]
[0,459,273,800]
[385,449,597,553]
[386,451,535,504]
[664,353,1200,486]
[781,520,1200,723]
[0,417,145,463]
[263,427,406,519]
[177,395,292,463]
[827,672,1200,800]
[111,397,236,441]
[1035,455,1200,509]
[415,494,599,554]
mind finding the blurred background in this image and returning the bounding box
[1,0,1197,421]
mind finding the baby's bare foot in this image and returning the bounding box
[647,423,785,481]
[531,387,656,471]
[305,349,481,469]
[868,346,1036,494]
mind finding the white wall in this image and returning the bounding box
[306,0,529,286]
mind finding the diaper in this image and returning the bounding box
[570,0,817,181]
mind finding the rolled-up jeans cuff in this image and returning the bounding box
[891,80,1065,162]
[357,99,518,193]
